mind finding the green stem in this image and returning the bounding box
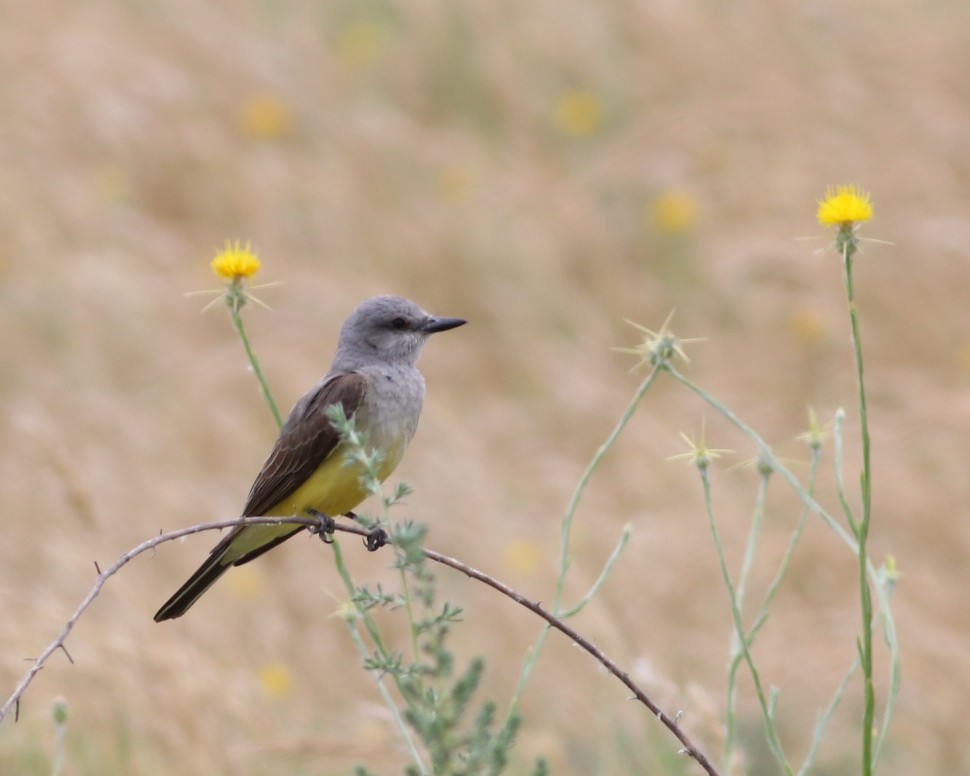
[842,232,875,776]
[554,362,664,611]
[667,362,897,773]
[724,463,771,772]
[400,566,421,662]
[506,362,663,732]
[229,301,283,429]
[333,541,428,776]
[698,466,792,775]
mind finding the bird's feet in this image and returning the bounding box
[306,509,336,544]
[364,528,387,552]
[345,511,388,552]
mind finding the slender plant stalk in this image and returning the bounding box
[664,366,859,559]
[840,231,876,776]
[736,461,771,609]
[331,539,429,776]
[832,409,860,536]
[505,362,663,729]
[723,445,819,774]
[228,301,283,429]
[697,466,792,775]
[554,361,665,611]
[798,655,859,776]
[665,363,899,774]
[559,523,632,619]
[756,443,821,641]
[723,462,771,772]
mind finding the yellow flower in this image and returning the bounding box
[336,19,387,68]
[554,90,604,137]
[212,240,260,281]
[93,163,130,204]
[503,539,541,576]
[648,190,697,235]
[787,306,828,345]
[436,162,477,202]
[816,185,873,227]
[258,663,293,699]
[240,95,291,141]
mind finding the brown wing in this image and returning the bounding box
[242,371,367,516]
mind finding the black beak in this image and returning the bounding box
[423,316,467,333]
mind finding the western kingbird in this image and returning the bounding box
[154,295,465,621]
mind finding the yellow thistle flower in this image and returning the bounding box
[503,539,541,576]
[554,90,604,137]
[239,95,291,141]
[816,185,873,227]
[212,240,260,282]
[787,306,828,345]
[436,162,477,203]
[336,19,387,68]
[258,663,293,699]
[648,190,698,235]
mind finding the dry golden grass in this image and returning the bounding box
[2,0,969,773]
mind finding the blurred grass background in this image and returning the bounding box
[1,0,969,773]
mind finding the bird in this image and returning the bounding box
[154,295,465,621]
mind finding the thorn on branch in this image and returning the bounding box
[58,644,74,665]
[93,561,102,575]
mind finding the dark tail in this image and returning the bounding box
[154,525,305,622]
[153,549,233,622]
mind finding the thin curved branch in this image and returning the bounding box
[420,545,720,776]
[1,517,720,776]
[0,515,325,723]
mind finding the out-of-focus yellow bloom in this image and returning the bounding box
[336,20,386,68]
[787,306,828,345]
[503,539,541,576]
[436,163,477,202]
[258,663,293,699]
[817,185,872,227]
[212,240,260,282]
[93,163,130,204]
[240,95,291,141]
[648,190,697,235]
[554,90,604,137]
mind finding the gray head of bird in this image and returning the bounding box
[335,295,466,368]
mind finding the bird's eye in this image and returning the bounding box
[390,316,409,330]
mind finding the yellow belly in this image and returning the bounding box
[222,438,406,563]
